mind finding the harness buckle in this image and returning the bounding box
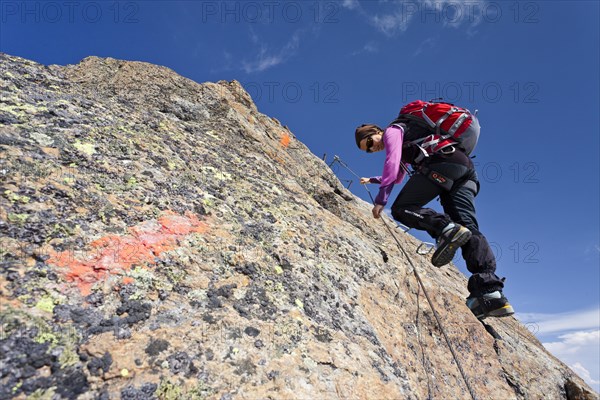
[439,145,456,155]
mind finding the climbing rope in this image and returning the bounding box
[331,155,478,400]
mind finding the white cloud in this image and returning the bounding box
[543,330,600,355]
[422,0,486,29]
[370,12,413,36]
[241,31,302,73]
[341,0,360,10]
[249,27,260,45]
[570,362,600,385]
[517,309,600,391]
[516,307,600,335]
[412,37,436,57]
[363,42,378,53]
[583,243,600,262]
[348,0,488,37]
[542,330,600,391]
[351,42,379,56]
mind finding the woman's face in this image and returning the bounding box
[359,133,384,153]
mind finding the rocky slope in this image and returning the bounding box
[0,53,596,400]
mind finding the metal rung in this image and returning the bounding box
[417,242,436,255]
[396,223,411,233]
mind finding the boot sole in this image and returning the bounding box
[478,304,515,320]
[431,229,472,267]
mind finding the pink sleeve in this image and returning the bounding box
[374,125,408,205]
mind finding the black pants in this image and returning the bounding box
[390,151,504,297]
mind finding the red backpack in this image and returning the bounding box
[391,100,479,158]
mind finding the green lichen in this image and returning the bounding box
[155,379,214,400]
[156,378,183,400]
[73,140,96,155]
[264,280,287,308]
[130,266,156,287]
[164,263,186,285]
[27,387,56,400]
[28,387,57,400]
[126,176,137,188]
[3,190,30,203]
[4,101,48,116]
[187,289,207,301]
[116,124,139,136]
[204,130,219,140]
[0,104,25,120]
[30,132,54,146]
[188,381,214,400]
[49,223,76,237]
[11,381,22,394]
[35,331,58,346]
[270,185,282,196]
[295,299,304,309]
[35,296,56,313]
[200,166,232,181]
[1,307,81,367]
[58,339,80,366]
[158,119,169,131]
[127,266,171,300]
[8,213,29,225]
[16,294,31,304]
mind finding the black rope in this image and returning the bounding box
[415,276,434,399]
[331,155,477,400]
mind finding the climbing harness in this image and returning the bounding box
[329,155,478,400]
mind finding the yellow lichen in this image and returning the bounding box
[28,387,57,400]
[3,190,30,203]
[73,140,96,155]
[35,332,58,345]
[8,213,29,225]
[35,296,56,313]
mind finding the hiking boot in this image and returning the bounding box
[431,223,472,267]
[466,291,514,319]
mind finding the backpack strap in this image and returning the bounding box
[434,107,459,136]
[441,111,472,139]
[390,122,430,164]
[390,123,406,131]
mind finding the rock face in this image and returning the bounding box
[0,53,596,400]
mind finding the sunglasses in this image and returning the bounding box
[366,136,375,153]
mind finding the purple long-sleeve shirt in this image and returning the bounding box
[369,125,409,205]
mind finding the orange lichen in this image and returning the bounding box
[48,211,208,296]
[122,277,135,285]
[280,133,291,148]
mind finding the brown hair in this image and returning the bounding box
[355,124,383,148]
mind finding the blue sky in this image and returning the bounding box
[2,0,599,390]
